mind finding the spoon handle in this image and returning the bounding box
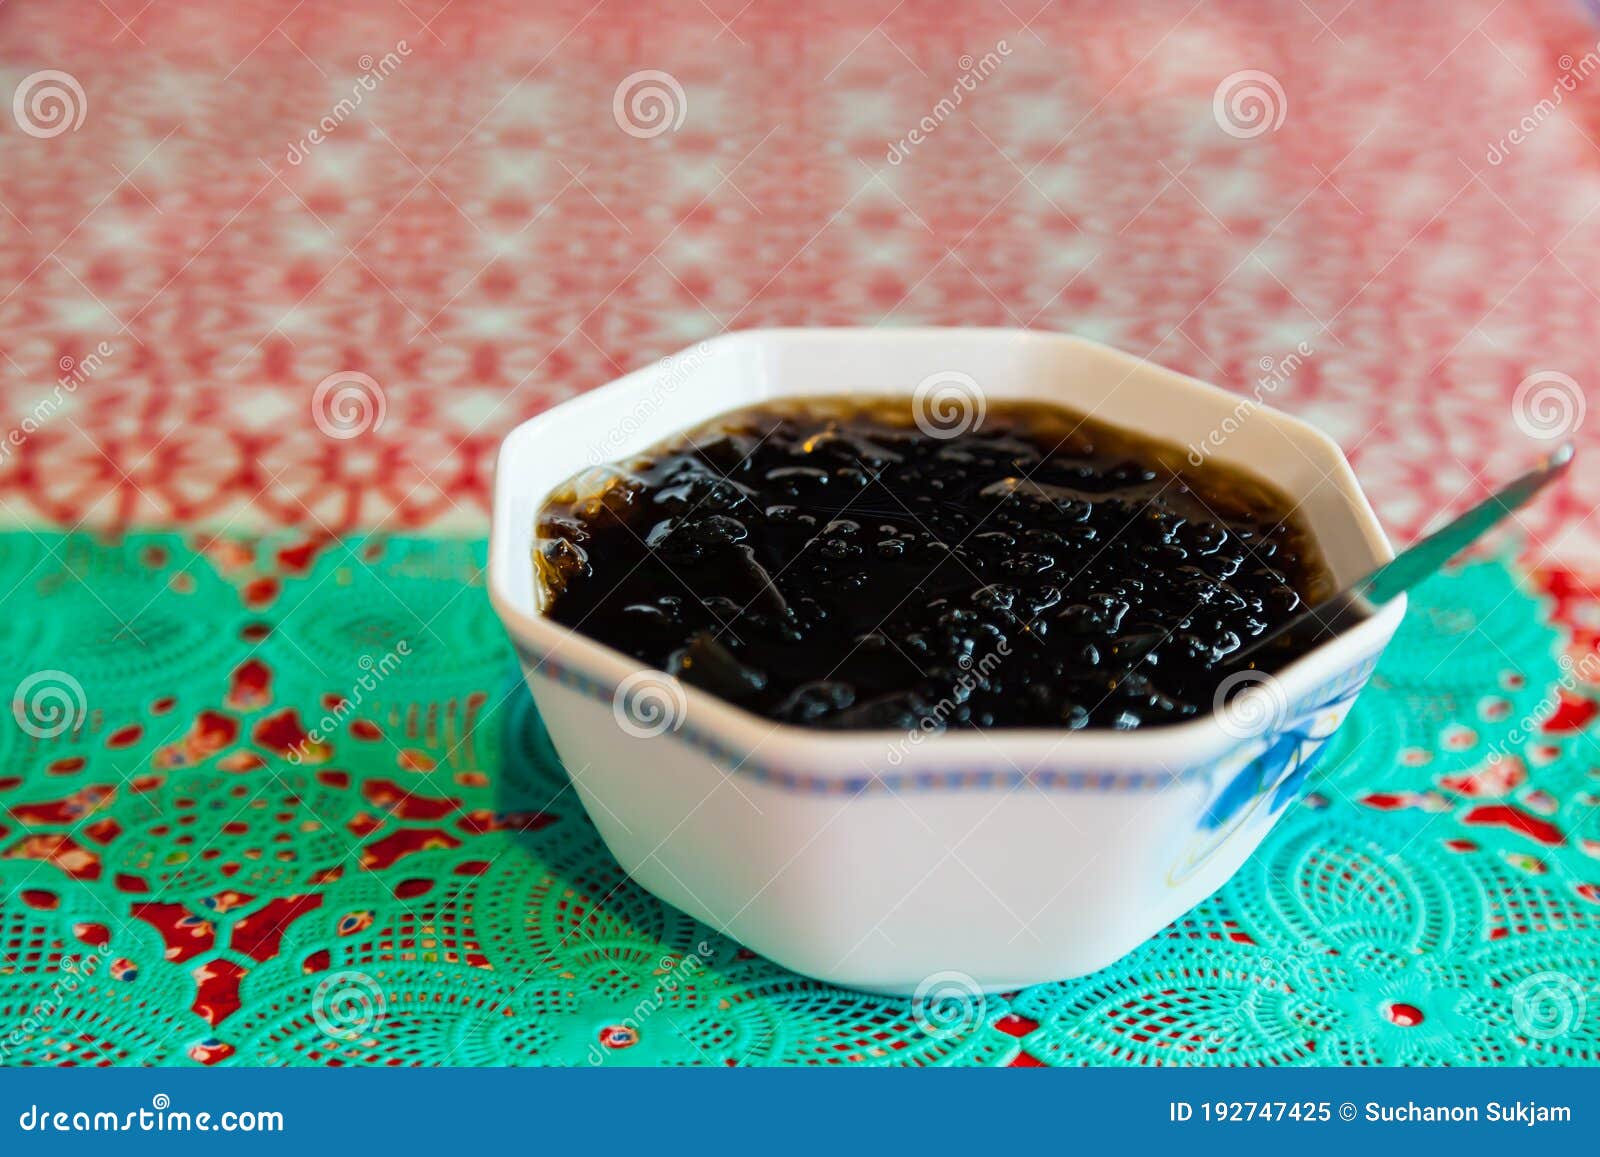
[1227,441,1574,671]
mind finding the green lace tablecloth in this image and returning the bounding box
[1,531,1597,1066]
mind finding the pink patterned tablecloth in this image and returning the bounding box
[0,0,1593,549]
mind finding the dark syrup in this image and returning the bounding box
[536,398,1332,731]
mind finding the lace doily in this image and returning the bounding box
[1,533,1596,1066]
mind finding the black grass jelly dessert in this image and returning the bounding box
[535,398,1333,732]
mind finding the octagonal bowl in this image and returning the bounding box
[487,327,1404,995]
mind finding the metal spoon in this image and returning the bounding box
[1224,440,1575,672]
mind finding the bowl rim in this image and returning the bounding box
[488,325,1405,776]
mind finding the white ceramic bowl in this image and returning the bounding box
[488,328,1404,995]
